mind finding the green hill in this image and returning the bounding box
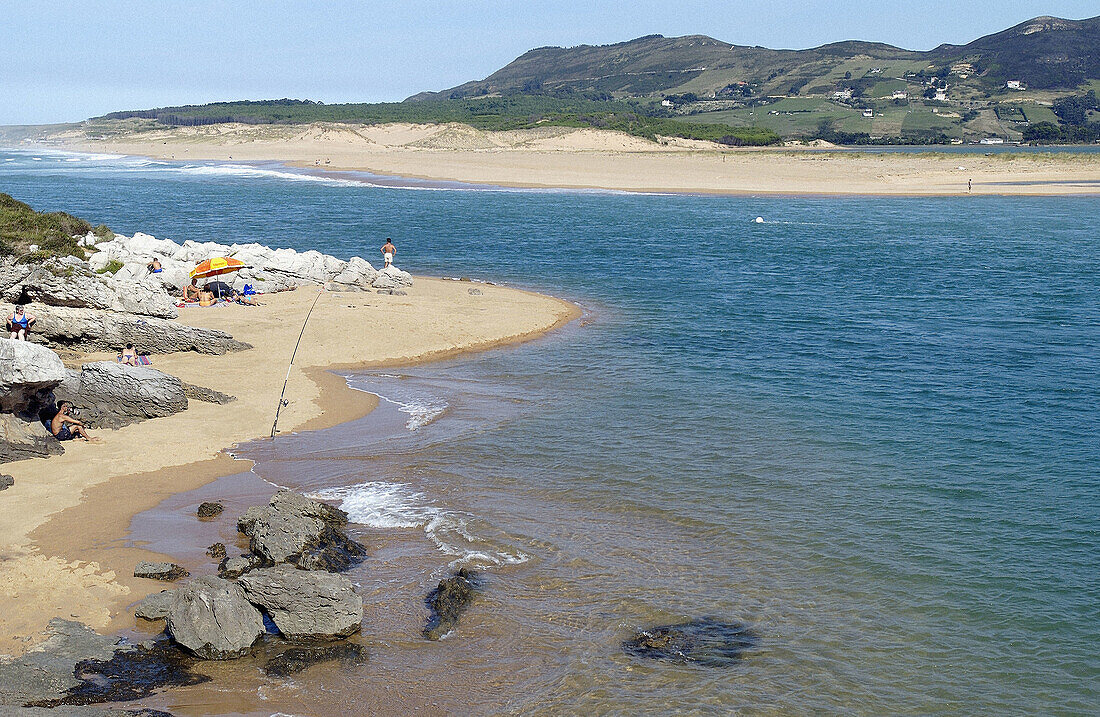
[84,15,1100,145]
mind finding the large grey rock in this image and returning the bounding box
[0,303,251,355]
[239,564,363,640]
[55,362,187,429]
[165,576,264,660]
[372,265,412,289]
[0,412,63,463]
[237,491,367,571]
[2,261,177,319]
[133,590,177,620]
[0,338,66,412]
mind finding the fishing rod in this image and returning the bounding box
[270,287,324,439]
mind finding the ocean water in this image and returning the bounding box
[2,148,1099,714]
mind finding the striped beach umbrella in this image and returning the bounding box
[189,256,246,280]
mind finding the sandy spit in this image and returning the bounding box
[40,121,1100,196]
[0,279,579,655]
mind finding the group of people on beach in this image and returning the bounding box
[183,277,260,306]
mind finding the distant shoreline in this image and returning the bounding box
[0,120,1094,196]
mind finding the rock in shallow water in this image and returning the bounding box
[423,567,479,641]
[621,618,759,667]
[133,561,189,582]
[165,577,265,660]
[263,642,367,677]
[197,501,224,519]
[237,490,367,571]
[206,542,227,560]
[22,638,209,708]
[238,564,363,640]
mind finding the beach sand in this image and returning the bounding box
[0,279,578,655]
[43,120,1100,195]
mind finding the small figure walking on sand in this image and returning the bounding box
[380,238,396,268]
[968,178,972,193]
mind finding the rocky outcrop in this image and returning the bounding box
[165,577,265,660]
[371,266,413,290]
[0,411,63,463]
[182,382,236,404]
[423,567,479,640]
[0,474,13,490]
[89,232,392,293]
[133,561,189,582]
[0,338,65,412]
[56,362,187,429]
[1,256,178,319]
[237,490,367,571]
[218,555,258,579]
[133,590,177,620]
[621,618,759,667]
[206,542,227,560]
[1,302,251,354]
[239,564,363,640]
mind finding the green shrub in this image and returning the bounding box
[96,259,125,274]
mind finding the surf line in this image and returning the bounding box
[270,287,325,439]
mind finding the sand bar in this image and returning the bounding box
[38,121,1100,195]
[0,279,578,655]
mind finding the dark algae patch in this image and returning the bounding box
[622,618,759,667]
[423,567,479,640]
[263,642,368,677]
[23,639,210,708]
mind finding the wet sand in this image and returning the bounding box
[0,279,578,655]
[42,120,1100,196]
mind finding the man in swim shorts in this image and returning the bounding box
[51,401,94,442]
[380,238,396,268]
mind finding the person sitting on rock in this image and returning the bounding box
[184,278,201,302]
[120,343,139,366]
[50,401,95,442]
[6,305,36,340]
[147,258,163,273]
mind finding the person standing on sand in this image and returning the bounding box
[380,238,396,268]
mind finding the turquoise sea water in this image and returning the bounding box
[2,149,1098,714]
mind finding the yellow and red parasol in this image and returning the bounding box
[189,256,246,280]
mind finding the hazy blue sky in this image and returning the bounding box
[1,1,1095,124]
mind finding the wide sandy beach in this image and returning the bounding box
[0,279,578,656]
[40,121,1100,196]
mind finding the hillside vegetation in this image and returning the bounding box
[90,15,1100,145]
[0,193,110,262]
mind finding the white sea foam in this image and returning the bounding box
[373,393,447,431]
[174,163,364,187]
[310,481,528,567]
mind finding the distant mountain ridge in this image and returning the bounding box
[408,15,1100,101]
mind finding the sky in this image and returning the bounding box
[1,0,1096,125]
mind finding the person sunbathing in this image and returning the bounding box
[184,278,202,302]
[228,289,261,306]
[198,289,216,307]
[120,343,138,366]
[50,401,95,442]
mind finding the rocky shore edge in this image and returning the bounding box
[1,230,413,464]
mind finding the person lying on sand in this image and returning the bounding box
[380,238,395,268]
[6,305,36,340]
[51,401,96,442]
[198,289,216,307]
[184,278,201,302]
[227,289,261,306]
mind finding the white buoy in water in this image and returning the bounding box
[754,216,764,223]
